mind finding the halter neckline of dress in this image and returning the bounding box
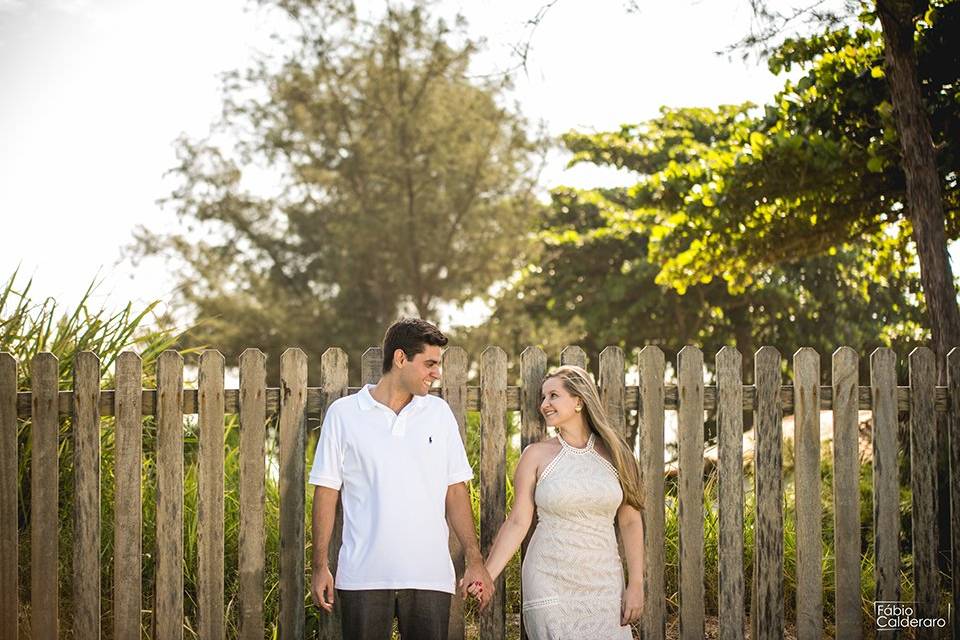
[557,432,595,454]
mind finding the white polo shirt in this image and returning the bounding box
[309,384,474,593]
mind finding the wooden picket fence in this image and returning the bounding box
[1,344,959,639]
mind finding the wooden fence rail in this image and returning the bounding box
[0,345,958,639]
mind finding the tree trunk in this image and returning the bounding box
[876,0,960,380]
[877,0,960,605]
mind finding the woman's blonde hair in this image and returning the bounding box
[543,365,644,512]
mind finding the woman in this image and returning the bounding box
[469,365,645,638]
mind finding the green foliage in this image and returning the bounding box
[132,0,545,375]
[562,2,958,297]
[2,269,191,635]
[0,268,182,386]
[491,180,925,365]
[487,3,960,361]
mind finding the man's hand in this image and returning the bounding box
[461,561,494,611]
[311,565,335,613]
[620,581,644,626]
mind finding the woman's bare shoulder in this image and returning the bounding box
[521,438,562,480]
[522,437,561,459]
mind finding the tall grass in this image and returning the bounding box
[4,269,187,637]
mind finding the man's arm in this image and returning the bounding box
[445,481,495,609]
[311,485,340,612]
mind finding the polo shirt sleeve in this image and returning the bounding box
[444,404,474,485]
[309,405,343,490]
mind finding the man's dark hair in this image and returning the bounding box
[382,318,448,373]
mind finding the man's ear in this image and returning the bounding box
[393,348,407,369]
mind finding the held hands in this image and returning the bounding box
[459,561,495,611]
[464,580,488,609]
[311,565,336,613]
[620,581,645,626]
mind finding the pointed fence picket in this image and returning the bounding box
[793,348,822,640]
[831,347,861,640]
[238,349,266,640]
[279,349,307,640]
[155,350,184,640]
[442,345,469,640]
[2,344,960,639]
[198,350,226,640]
[638,345,667,640]
[0,354,17,637]
[716,347,744,640]
[113,351,142,640]
[752,346,784,640]
[677,346,705,640]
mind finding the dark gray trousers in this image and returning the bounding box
[338,589,451,640]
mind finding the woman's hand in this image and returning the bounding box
[460,561,494,611]
[620,581,644,626]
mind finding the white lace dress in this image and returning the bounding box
[521,433,633,639]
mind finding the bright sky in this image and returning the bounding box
[2,0,937,326]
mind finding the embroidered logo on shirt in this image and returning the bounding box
[428,436,433,443]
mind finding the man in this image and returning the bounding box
[309,318,494,640]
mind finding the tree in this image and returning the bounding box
[515,0,957,376]
[483,111,925,373]
[533,2,957,359]
[132,0,544,367]
[875,0,960,378]
[734,0,960,376]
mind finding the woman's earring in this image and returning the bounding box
[575,405,582,413]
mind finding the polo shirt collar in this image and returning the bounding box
[357,384,424,414]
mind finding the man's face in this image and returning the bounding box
[398,345,442,396]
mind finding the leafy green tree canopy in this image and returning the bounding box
[484,4,956,364]
[562,1,957,298]
[133,0,544,364]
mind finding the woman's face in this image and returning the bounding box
[540,376,582,427]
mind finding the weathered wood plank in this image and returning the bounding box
[321,348,349,420]
[908,347,938,635]
[520,347,547,453]
[73,351,101,640]
[442,347,469,438]
[638,346,666,640]
[600,346,627,440]
[560,345,587,370]
[948,348,960,640]
[716,347,744,640]
[831,347,861,639]
[752,346,783,640]
[113,352,142,639]
[480,347,507,640]
[518,346,547,640]
[155,350,184,640]
[317,348,347,640]
[870,348,900,637]
[792,348,822,640]
[198,350,225,640]
[238,349,266,640]
[443,346,469,640]
[677,346,705,640]
[0,354,16,639]
[279,348,307,640]
[31,353,59,639]
[361,346,383,386]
